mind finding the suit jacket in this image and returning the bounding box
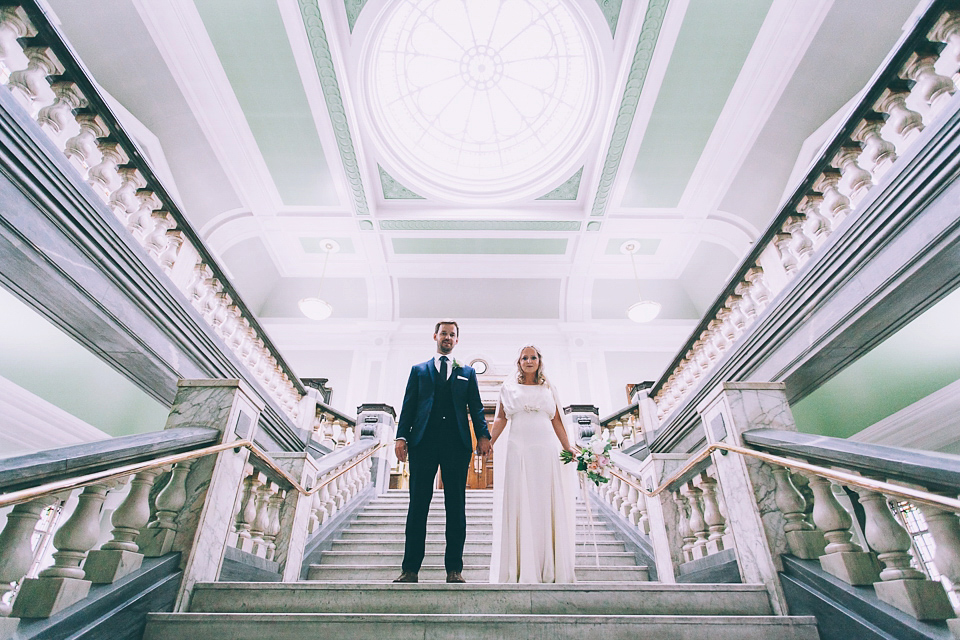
[396,358,490,450]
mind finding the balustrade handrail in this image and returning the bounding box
[0,426,220,493]
[647,0,959,407]
[0,437,386,509]
[742,428,960,493]
[608,441,960,515]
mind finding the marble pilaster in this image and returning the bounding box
[357,404,396,494]
[270,452,319,581]
[697,381,798,616]
[146,379,264,612]
[631,453,688,583]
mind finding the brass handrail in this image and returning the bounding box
[605,443,960,515]
[0,438,386,508]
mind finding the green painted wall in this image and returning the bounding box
[792,287,960,439]
[0,287,169,437]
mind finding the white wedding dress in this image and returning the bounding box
[490,381,577,583]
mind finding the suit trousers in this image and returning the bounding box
[401,425,472,573]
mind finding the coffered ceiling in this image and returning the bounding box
[44,0,922,413]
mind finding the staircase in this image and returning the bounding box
[143,490,820,639]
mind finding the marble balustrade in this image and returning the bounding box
[650,4,960,425]
[0,4,304,424]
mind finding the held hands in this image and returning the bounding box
[395,439,408,462]
[476,437,492,457]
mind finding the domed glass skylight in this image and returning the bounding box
[364,0,599,203]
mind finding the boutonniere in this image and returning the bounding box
[451,358,464,369]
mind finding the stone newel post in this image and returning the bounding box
[357,403,397,494]
[138,379,264,611]
[696,382,799,616]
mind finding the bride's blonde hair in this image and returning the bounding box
[515,344,547,385]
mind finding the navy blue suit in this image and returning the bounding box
[397,358,489,573]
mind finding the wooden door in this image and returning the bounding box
[437,404,496,490]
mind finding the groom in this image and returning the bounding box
[394,320,491,583]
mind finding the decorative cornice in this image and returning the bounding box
[298,0,370,215]
[378,220,581,231]
[343,0,368,32]
[595,0,624,37]
[536,167,583,200]
[378,165,425,199]
[590,0,669,217]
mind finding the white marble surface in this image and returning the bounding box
[272,452,319,581]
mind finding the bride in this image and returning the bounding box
[489,345,578,583]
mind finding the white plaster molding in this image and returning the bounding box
[132,0,284,218]
[850,379,960,454]
[0,376,110,458]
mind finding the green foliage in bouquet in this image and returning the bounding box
[560,435,613,486]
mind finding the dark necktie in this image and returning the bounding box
[439,355,448,383]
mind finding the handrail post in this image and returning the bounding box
[138,379,264,612]
[357,403,397,495]
[696,382,798,615]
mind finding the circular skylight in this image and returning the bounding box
[364,0,600,203]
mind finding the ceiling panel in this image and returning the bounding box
[392,238,568,255]
[591,279,699,320]
[193,0,337,206]
[258,277,369,318]
[398,278,562,319]
[622,0,774,208]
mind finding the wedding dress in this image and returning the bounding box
[489,381,577,583]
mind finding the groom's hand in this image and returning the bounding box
[476,437,492,457]
[395,439,408,462]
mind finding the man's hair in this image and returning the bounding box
[434,320,459,336]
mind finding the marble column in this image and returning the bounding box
[696,381,798,616]
[140,379,264,612]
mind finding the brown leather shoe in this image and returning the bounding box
[446,571,466,583]
[393,571,418,583]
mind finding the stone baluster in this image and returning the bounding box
[13,484,110,618]
[929,10,960,80]
[785,215,815,268]
[107,167,146,221]
[901,47,955,118]
[332,472,345,509]
[320,475,337,521]
[797,194,829,250]
[832,144,873,206]
[733,282,758,321]
[743,267,771,314]
[852,114,897,180]
[263,489,285,561]
[812,169,850,230]
[917,502,960,617]
[64,112,109,176]
[127,190,163,243]
[623,483,639,521]
[699,472,727,555]
[771,467,825,559]
[683,482,709,559]
[674,491,695,563]
[140,459,194,557]
[84,469,160,583]
[616,475,630,513]
[87,141,130,202]
[250,481,274,558]
[774,232,798,276]
[874,83,924,153]
[607,475,622,510]
[855,489,954,620]
[0,7,36,82]
[637,490,651,535]
[0,496,57,617]
[233,469,262,552]
[218,304,243,344]
[36,80,86,149]
[707,318,731,354]
[7,45,63,115]
[806,475,879,585]
[207,292,232,336]
[144,213,178,265]
[307,491,322,533]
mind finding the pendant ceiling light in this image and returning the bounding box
[298,239,339,321]
[621,240,661,323]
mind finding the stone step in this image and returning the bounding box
[144,612,818,640]
[337,529,622,542]
[317,551,638,567]
[306,564,650,582]
[188,582,776,616]
[351,515,608,526]
[328,540,629,553]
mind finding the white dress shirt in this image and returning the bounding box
[434,353,454,380]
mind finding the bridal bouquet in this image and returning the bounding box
[560,434,612,486]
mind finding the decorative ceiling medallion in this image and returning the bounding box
[362,0,602,204]
[536,167,583,200]
[378,165,425,199]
